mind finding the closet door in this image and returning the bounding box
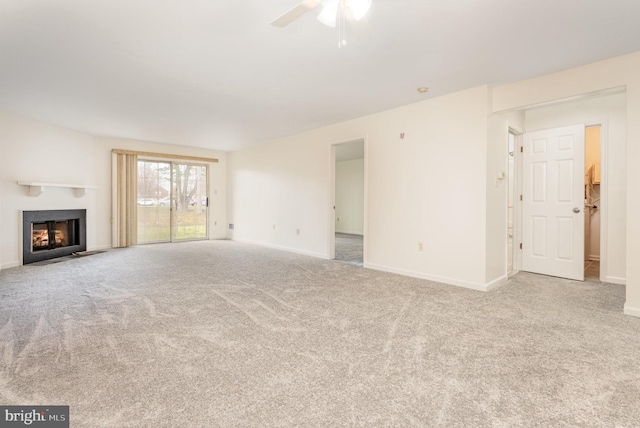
[522,124,585,280]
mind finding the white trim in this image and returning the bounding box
[363,137,369,265]
[605,276,626,285]
[328,145,336,260]
[507,268,520,279]
[502,87,626,113]
[485,275,509,291]
[362,139,369,264]
[506,128,522,277]
[364,262,501,292]
[1,261,20,270]
[17,181,97,197]
[328,136,368,263]
[232,238,328,259]
[623,304,640,318]
[592,120,609,282]
[514,133,523,273]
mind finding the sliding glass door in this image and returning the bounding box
[138,161,171,243]
[137,160,208,244]
[171,163,208,241]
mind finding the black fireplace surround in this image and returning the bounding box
[23,209,86,264]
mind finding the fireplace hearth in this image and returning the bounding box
[23,209,86,264]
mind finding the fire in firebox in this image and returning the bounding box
[32,225,66,251]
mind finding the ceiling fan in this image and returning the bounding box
[270,0,372,28]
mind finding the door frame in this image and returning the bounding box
[586,120,609,282]
[137,158,210,244]
[328,137,368,263]
[508,128,523,277]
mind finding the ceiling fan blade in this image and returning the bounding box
[271,0,320,28]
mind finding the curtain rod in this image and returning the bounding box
[112,149,219,163]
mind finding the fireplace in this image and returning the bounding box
[23,209,86,264]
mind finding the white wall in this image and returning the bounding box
[228,85,492,290]
[335,158,364,235]
[0,110,99,268]
[485,115,507,283]
[0,110,226,268]
[492,51,640,316]
[523,92,627,283]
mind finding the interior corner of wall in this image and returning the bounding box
[485,274,508,292]
[623,303,640,318]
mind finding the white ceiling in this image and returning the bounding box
[1,0,640,152]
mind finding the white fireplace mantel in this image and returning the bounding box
[17,181,97,197]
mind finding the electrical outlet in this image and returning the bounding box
[214,221,217,226]
[337,217,340,222]
[273,224,276,230]
[296,228,300,235]
[418,242,424,251]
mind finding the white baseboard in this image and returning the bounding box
[232,241,503,292]
[209,235,229,241]
[364,262,499,292]
[485,275,508,291]
[89,245,112,251]
[605,276,626,285]
[232,238,328,259]
[1,261,20,270]
[624,304,640,318]
[588,255,600,261]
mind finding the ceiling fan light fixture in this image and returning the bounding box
[317,5,338,27]
[347,0,372,21]
[317,0,339,27]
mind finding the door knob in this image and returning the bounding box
[573,207,581,213]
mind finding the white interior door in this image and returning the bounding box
[522,124,585,280]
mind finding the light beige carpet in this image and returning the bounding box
[335,233,363,266]
[0,240,639,427]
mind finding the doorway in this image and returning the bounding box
[584,125,601,280]
[330,140,365,265]
[517,123,606,282]
[508,89,624,284]
[137,160,209,244]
